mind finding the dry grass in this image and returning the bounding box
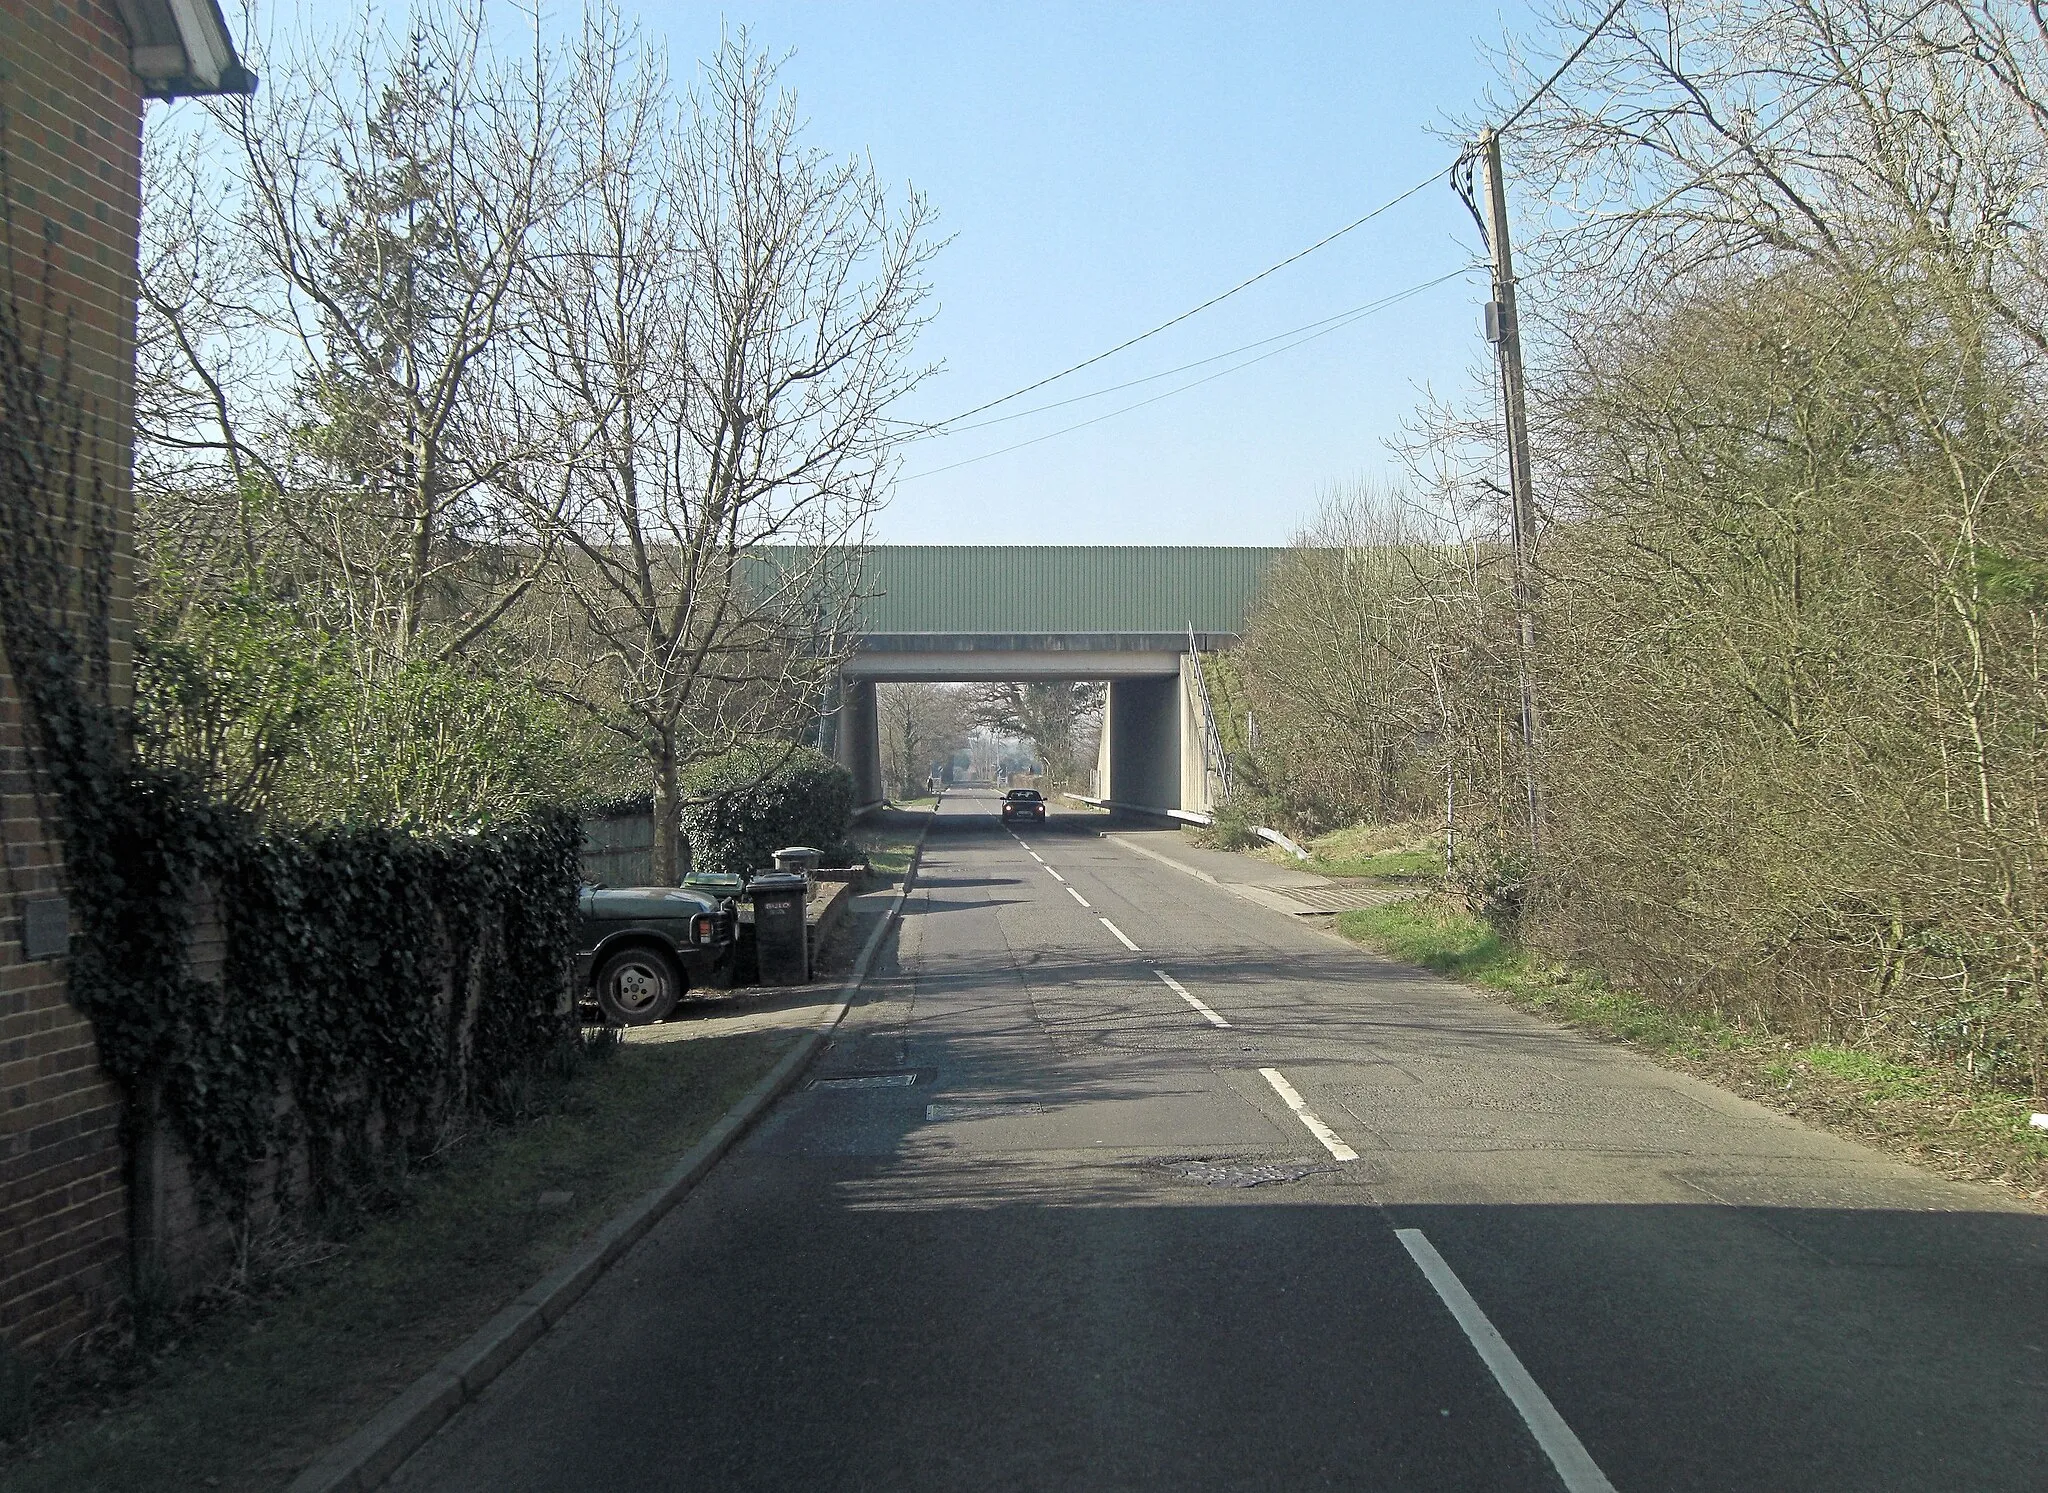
[1247,818,1446,880]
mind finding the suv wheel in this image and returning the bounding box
[593,946,682,1026]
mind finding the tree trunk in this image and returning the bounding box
[653,748,688,884]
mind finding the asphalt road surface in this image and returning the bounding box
[393,789,2047,1491]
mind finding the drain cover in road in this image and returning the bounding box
[925,1101,1049,1120]
[1275,883,1423,914]
[1164,1158,1335,1188]
[811,1073,918,1090]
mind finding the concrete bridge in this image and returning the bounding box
[819,546,1284,815]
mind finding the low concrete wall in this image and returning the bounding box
[805,873,864,956]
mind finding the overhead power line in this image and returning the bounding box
[927,168,1451,430]
[1498,0,1629,134]
[901,0,1631,476]
[929,268,1476,439]
[901,268,1471,483]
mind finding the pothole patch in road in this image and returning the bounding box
[1158,1157,1338,1188]
[925,1101,1050,1120]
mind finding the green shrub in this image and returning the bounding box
[135,600,635,831]
[1448,826,1532,934]
[680,743,856,876]
[1192,796,1262,852]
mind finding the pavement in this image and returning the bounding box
[389,789,2047,1492]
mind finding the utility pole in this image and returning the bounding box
[1477,127,1545,853]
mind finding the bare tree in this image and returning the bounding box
[1340,0,2048,1087]
[966,680,1103,788]
[134,128,285,599]
[527,29,940,879]
[201,4,569,660]
[878,682,966,797]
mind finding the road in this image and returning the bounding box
[393,789,2047,1491]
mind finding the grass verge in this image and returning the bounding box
[2,1028,796,1492]
[852,803,930,883]
[1335,894,2048,1202]
[1306,847,1445,880]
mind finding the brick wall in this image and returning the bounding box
[0,0,146,1353]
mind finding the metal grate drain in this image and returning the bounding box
[1163,1158,1336,1188]
[1275,884,1423,914]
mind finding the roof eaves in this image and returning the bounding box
[114,0,258,100]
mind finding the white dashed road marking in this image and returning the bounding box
[1067,887,1092,908]
[1259,1068,1358,1161]
[1045,866,1066,882]
[1099,918,1140,952]
[1397,1229,1618,1493]
[1154,968,1230,1028]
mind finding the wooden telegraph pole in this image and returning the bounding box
[1477,128,1545,853]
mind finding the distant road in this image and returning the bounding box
[395,787,2047,1491]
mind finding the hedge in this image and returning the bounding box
[62,776,584,1221]
[680,743,856,876]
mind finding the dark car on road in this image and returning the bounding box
[575,886,737,1025]
[1001,788,1047,824]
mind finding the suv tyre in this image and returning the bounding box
[593,946,682,1026]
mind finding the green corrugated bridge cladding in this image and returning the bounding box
[845,545,1287,634]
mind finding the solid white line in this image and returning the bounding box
[1067,886,1092,908]
[1154,967,1230,1028]
[1258,1068,1358,1161]
[1395,1230,1618,1493]
[1045,866,1066,883]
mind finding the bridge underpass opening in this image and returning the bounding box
[836,655,1189,812]
[802,547,1284,818]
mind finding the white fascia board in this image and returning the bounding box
[165,0,230,88]
[116,0,254,96]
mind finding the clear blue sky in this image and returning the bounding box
[629,3,1529,545]
[255,3,1536,544]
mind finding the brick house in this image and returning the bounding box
[0,0,250,1354]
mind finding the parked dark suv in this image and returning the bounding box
[575,886,737,1025]
[1001,788,1047,824]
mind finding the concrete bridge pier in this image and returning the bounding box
[834,676,885,810]
[1096,676,1179,811]
[1092,656,1224,820]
